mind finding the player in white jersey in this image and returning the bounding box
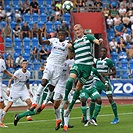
[1,60,33,124]
[53,58,74,131]
[30,29,72,112]
[0,55,13,128]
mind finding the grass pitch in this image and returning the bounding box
[0,104,133,133]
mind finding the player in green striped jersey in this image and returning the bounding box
[60,24,103,114]
[94,47,119,124]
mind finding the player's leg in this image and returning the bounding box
[107,94,119,124]
[2,101,13,120]
[53,92,62,130]
[89,88,102,126]
[30,79,48,110]
[80,91,89,126]
[106,82,119,124]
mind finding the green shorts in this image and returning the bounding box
[70,63,92,84]
[80,87,101,101]
[95,80,113,95]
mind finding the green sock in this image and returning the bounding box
[61,108,64,126]
[111,102,118,119]
[39,92,47,104]
[81,106,87,121]
[69,90,80,110]
[93,103,101,119]
[89,102,95,119]
[18,109,37,119]
[64,77,74,101]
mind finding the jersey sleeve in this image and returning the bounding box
[86,34,96,43]
[48,38,57,45]
[1,60,6,71]
[92,67,100,77]
[107,59,114,69]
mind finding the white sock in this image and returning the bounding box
[64,110,70,126]
[43,90,53,105]
[0,109,3,123]
[1,110,6,122]
[54,109,60,120]
[34,84,44,103]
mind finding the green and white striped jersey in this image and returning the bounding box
[95,57,114,80]
[72,34,95,65]
[83,67,100,89]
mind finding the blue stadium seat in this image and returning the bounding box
[38,0,44,5]
[120,59,128,68]
[29,21,34,29]
[110,51,118,61]
[38,21,44,28]
[5,37,12,48]
[40,5,45,14]
[23,37,31,46]
[54,21,62,30]
[10,21,17,29]
[115,67,121,78]
[14,37,21,47]
[46,21,53,30]
[23,13,31,22]
[129,59,133,69]
[126,28,131,34]
[12,0,20,5]
[22,53,30,60]
[24,45,31,53]
[46,0,53,5]
[14,53,19,60]
[14,45,22,54]
[33,60,40,70]
[32,13,39,22]
[32,37,39,48]
[63,13,71,22]
[120,66,129,79]
[40,13,47,22]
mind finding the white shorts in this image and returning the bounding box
[8,87,30,103]
[42,63,63,86]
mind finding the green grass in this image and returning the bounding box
[0,104,133,133]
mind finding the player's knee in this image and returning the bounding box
[66,77,74,88]
[81,98,87,106]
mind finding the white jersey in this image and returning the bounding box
[47,38,68,66]
[54,59,74,94]
[0,59,6,84]
[12,69,30,90]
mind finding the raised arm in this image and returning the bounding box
[93,38,103,46]
[38,29,50,45]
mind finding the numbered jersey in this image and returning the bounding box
[12,69,30,90]
[0,59,6,84]
[47,38,68,66]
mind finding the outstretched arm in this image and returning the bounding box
[93,38,103,46]
[38,29,50,45]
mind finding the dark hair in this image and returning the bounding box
[101,47,107,51]
[58,30,66,35]
[22,60,27,62]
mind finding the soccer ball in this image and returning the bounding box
[62,1,73,12]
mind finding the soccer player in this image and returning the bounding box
[60,24,103,111]
[30,29,72,112]
[1,60,33,124]
[0,54,13,128]
[53,58,74,131]
[94,47,119,124]
[80,67,109,126]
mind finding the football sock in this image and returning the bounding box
[54,109,60,120]
[43,90,53,105]
[0,109,3,123]
[61,108,64,126]
[81,106,87,121]
[64,110,70,126]
[64,77,74,101]
[89,101,95,119]
[111,102,118,119]
[18,109,37,119]
[68,90,80,110]
[93,103,101,119]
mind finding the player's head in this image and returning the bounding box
[21,60,28,70]
[74,24,84,38]
[57,30,66,42]
[100,47,107,58]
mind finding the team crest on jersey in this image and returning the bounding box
[62,43,65,46]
